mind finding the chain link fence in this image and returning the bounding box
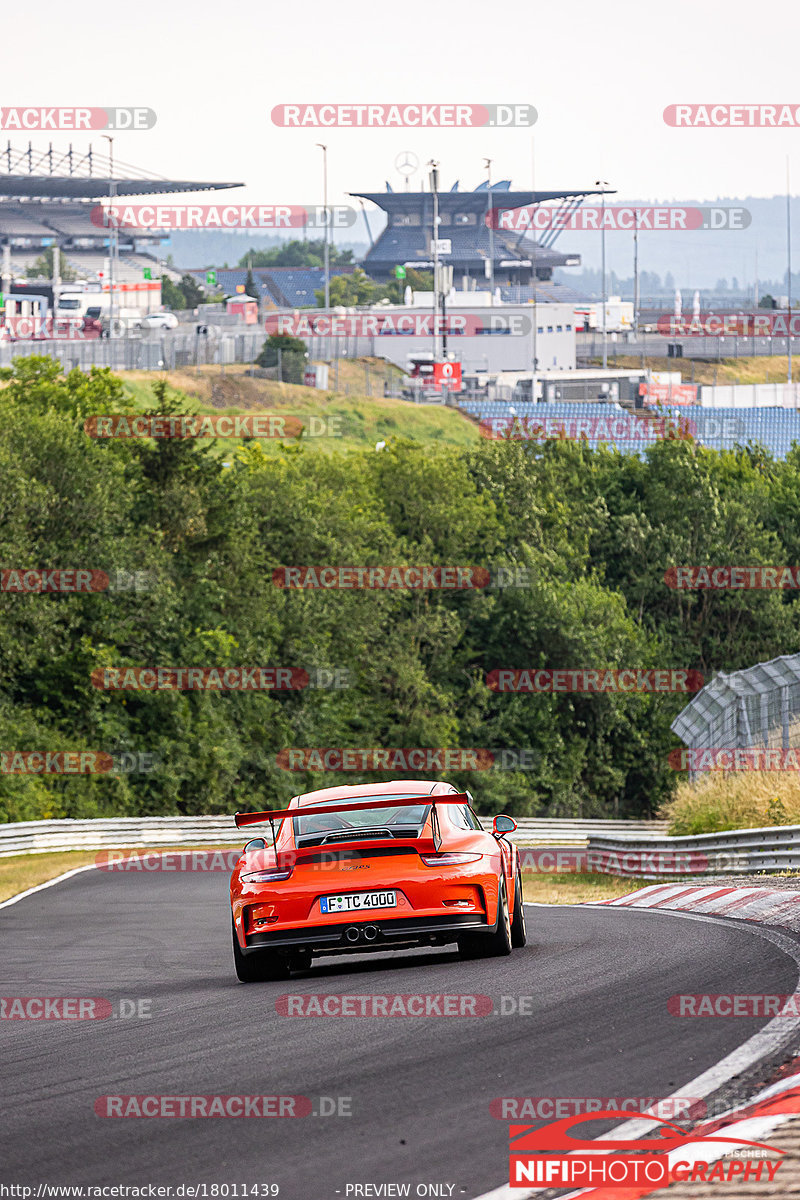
[672,652,800,778]
[0,335,411,400]
[0,329,268,372]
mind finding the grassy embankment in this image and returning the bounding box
[117,361,481,455]
[0,847,242,904]
[662,770,800,837]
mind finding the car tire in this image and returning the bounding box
[232,918,290,983]
[511,868,527,948]
[458,879,512,959]
[486,879,513,956]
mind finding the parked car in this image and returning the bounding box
[82,307,104,337]
[98,308,145,338]
[139,311,179,330]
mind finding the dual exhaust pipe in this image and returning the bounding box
[345,925,379,943]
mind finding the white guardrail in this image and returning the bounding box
[0,816,669,858]
[586,825,800,879]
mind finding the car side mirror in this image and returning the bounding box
[493,814,517,837]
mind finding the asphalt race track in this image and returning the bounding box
[1,869,798,1198]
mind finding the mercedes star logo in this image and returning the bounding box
[394,151,419,176]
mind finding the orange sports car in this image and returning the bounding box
[230,779,526,982]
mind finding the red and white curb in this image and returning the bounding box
[600,883,800,933]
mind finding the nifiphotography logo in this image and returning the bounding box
[508,1110,783,1187]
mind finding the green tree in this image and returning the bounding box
[255,333,307,383]
[238,240,354,269]
[178,274,204,308]
[26,247,77,282]
[6,358,800,824]
[244,268,260,301]
[314,267,430,307]
[161,274,206,311]
[160,275,186,310]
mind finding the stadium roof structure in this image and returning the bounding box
[350,181,615,282]
[0,143,243,201]
[352,185,611,213]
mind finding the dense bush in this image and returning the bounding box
[2,356,799,823]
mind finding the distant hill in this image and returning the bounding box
[165,231,371,271]
[165,197,798,296]
[553,195,800,292]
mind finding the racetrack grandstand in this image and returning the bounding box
[0,142,243,291]
[351,179,609,293]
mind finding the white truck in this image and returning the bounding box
[574,297,634,333]
[58,292,148,337]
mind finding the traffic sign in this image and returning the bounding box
[433,361,462,391]
[395,265,406,279]
[206,270,217,286]
[143,268,152,280]
[0,293,4,310]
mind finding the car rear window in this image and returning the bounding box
[293,796,430,846]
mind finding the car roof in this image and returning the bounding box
[292,779,454,808]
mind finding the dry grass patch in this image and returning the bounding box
[661,771,800,836]
[0,851,101,903]
[0,845,243,904]
[521,870,650,905]
[590,355,800,386]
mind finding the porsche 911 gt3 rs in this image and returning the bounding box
[230,779,526,982]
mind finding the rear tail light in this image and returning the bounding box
[420,853,482,866]
[241,850,296,881]
[241,868,293,882]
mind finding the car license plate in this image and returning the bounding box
[320,890,397,914]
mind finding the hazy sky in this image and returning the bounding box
[5,0,800,210]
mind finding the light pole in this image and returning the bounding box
[596,179,609,368]
[102,135,116,342]
[531,136,538,402]
[787,157,793,384]
[317,144,330,309]
[429,160,440,360]
[483,157,494,304]
[633,207,639,341]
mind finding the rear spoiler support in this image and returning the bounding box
[235,792,469,855]
[431,799,442,851]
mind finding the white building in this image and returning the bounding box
[284,295,577,376]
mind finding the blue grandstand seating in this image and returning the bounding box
[456,401,800,460]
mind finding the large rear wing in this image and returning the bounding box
[235,793,471,853]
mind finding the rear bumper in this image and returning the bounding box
[241,912,489,956]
